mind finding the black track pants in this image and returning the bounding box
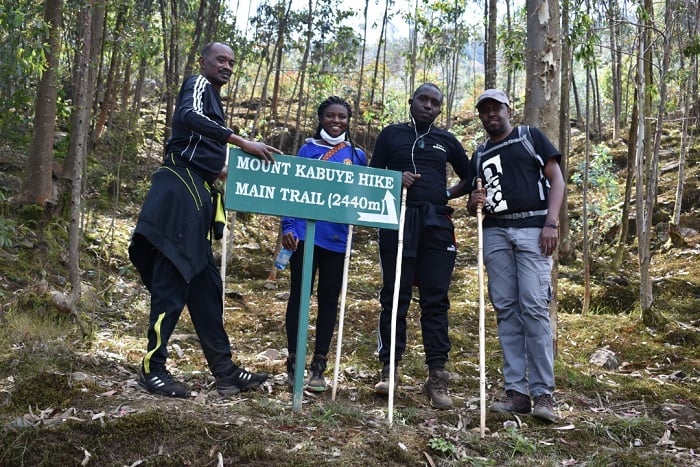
[376,222,455,370]
[142,249,234,378]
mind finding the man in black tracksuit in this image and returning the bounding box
[129,42,280,398]
[369,83,473,409]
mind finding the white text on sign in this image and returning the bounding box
[234,155,394,189]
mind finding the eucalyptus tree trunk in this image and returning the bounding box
[485,0,497,88]
[21,0,62,207]
[366,1,388,146]
[408,0,419,96]
[557,0,574,266]
[634,0,660,324]
[203,0,221,47]
[184,0,208,78]
[159,0,181,146]
[671,0,699,228]
[638,0,672,327]
[380,13,389,107]
[291,0,314,154]
[252,0,291,139]
[524,0,560,133]
[504,0,513,97]
[524,0,560,345]
[93,3,128,141]
[571,76,583,123]
[67,3,94,336]
[592,66,602,137]
[613,92,637,269]
[227,0,255,129]
[582,70,591,314]
[354,0,369,137]
[607,0,622,138]
[369,3,389,108]
[132,55,149,117]
[63,0,105,179]
[270,0,291,122]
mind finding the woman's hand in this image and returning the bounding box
[281,231,299,251]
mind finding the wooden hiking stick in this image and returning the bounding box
[331,225,354,401]
[476,178,487,438]
[388,187,408,427]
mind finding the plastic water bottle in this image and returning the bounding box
[274,247,293,270]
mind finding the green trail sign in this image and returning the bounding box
[225,149,402,229]
[224,147,403,411]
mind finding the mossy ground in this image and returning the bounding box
[0,129,698,466]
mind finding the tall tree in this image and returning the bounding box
[159,0,181,146]
[485,0,498,88]
[558,0,574,265]
[66,2,95,336]
[524,0,561,342]
[606,0,623,140]
[524,0,561,133]
[20,0,63,207]
[671,0,699,229]
[354,0,370,127]
[63,0,106,178]
[286,0,313,152]
[183,0,222,77]
[637,0,672,326]
[498,6,525,100]
[251,0,292,137]
[93,1,128,141]
[365,0,389,144]
[614,91,638,270]
[633,0,660,324]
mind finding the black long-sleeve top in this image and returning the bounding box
[369,122,472,205]
[166,75,234,184]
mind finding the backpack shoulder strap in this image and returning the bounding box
[519,126,535,158]
[519,125,546,167]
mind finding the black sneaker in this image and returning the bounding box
[532,394,555,422]
[490,390,532,414]
[305,354,327,392]
[138,368,188,398]
[216,367,269,396]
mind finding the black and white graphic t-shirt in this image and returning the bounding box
[471,126,561,228]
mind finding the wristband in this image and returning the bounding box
[544,223,558,229]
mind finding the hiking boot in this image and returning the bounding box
[138,368,188,398]
[286,353,295,387]
[423,369,454,409]
[532,394,555,422]
[305,354,327,392]
[374,363,398,395]
[490,390,531,414]
[215,367,269,396]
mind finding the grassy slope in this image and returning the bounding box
[0,129,698,466]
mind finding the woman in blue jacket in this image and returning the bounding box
[281,96,367,391]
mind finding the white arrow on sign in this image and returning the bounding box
[357,190,398,225]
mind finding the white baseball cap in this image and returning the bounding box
[476,89,510,108]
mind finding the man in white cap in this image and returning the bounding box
[468,89,565,422]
